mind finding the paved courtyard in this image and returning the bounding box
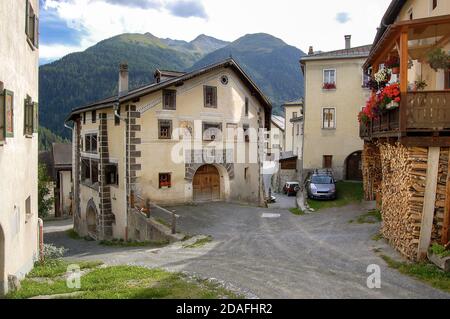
[45,202,450,299]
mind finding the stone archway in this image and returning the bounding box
[345,151,363,181]
[0,224,5,295]
[86,199,98,239]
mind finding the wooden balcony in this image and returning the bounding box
[360,91,450,146]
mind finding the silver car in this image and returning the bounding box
[306,172,336,200]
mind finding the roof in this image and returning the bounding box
[38,151,54,179]
[67,58,272,127]
[52,143,72,167]
[283,98,303,107]
[279,151,297,161]
[371,0,407,51]
[271,115,285,131]
[300,44,372,62]
[154,69,186,78]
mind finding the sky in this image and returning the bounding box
[39,0,392,64]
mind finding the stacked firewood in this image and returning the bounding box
[362,142,382,201]
[376,144,448,260]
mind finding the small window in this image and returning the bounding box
[105,164,118,186]
[204,86,217,108]
[203,122,222,141]
[323,69,336,89]
[322,108,336,129]
[408,8,413,20]
[158,120,172,139]
[243,124,250,143]
[293,112,298,119]
[163,90,176,110]
[91,110,96,123]
[221,75,229,85]
[115,106,121,126]
[83,112,86,125]
[24,96,34,136]
[245,97,249,117]
[323,155,333,169]
[432,0,438,10]
[25,0,39,49]
[159,173,172,189]
[84,134,98,153]
[244,167,249,180]
[25,196,32,217]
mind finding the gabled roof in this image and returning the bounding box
[271,115,285,131]
[300,45,372,62]
[67,58,272,127]
[371,0,407,50]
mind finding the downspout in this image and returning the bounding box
[114,103,129,241]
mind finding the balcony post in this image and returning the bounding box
[399,31,408,136]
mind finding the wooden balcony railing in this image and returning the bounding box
[360,91,450,139]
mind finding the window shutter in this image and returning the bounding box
[34,16,39,48]
[33,102,38,133]
[213,87,217,107]
[203,86,207,107]
[4,90,14,138]
[25,0,29,36]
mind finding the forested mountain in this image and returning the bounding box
[39,33,304,138]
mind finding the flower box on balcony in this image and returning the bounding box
[323,83,336,90]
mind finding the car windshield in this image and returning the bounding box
[311,176,333,184]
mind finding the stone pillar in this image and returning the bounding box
[126,105,142,210]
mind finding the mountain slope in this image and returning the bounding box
[191,33,306,113]
[39,33,228,138]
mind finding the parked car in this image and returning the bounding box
[306,170,337,200]
[283,182,301,196]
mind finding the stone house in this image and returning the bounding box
[300,37,371,181]
[66,58,272,241]
[0,0,40,294]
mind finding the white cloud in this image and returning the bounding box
[41,0,392,62]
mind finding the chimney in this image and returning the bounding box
[308,46,314,55]
[118,62,129,97]
[345,35,351,49]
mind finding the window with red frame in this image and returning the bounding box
[159,173,172,189]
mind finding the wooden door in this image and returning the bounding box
[346,152,363,181]
[193,165,221,202]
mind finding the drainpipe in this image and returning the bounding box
[114,103,130,241]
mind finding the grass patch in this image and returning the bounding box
[430,243,450,258]
[66,229,84,240]
[289,208,305,216]
[183,236,213,249]
[356,210,382,224]
[8,265,239,299]
[28,260,104,279]
[371,233,384,242]
[307,181,363,211]
[99,239,169,248]
[381,255,450,293]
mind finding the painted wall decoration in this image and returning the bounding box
[3,90,14,137]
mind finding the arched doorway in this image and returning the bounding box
[346,151,363,181]
[193,165,221,202]
[0,224,4,295]
[86,200,98,239]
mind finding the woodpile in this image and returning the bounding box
[362,142,382,201]
[363,143,450,260]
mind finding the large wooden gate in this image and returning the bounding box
[193,165,221,202]
[346,151,363,181]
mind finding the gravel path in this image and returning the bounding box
[44,202,450,299]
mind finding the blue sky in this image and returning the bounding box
[39,0,391,65]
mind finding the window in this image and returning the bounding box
[163,90,176,110]
[203,122,222,141]
[91,110,96,123]
[84,134,98,153]
[25,196,32,217]
[24,96,36,136]
[0,88,15,140]
[25,0,39,49]
[245,97,249,117]
[243,124,250,143]
[81,158,99,185]
[408,8,413,20]
[432,0,438,10]
[159,173,172,189]
[323,155,333,169]
[105,164,118,186]
[244,167,249,180]
[204,86,217,108]
[83,112,86,125]
[158,120,172,139]
[362,70,371,88]
[115,106,121,126]
[322,108,336,129]
[293,112,298,119]
[323,69,336,89]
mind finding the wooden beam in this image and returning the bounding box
[418,147,440,260]
[442,151,450,245]
[399,31,409,93]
